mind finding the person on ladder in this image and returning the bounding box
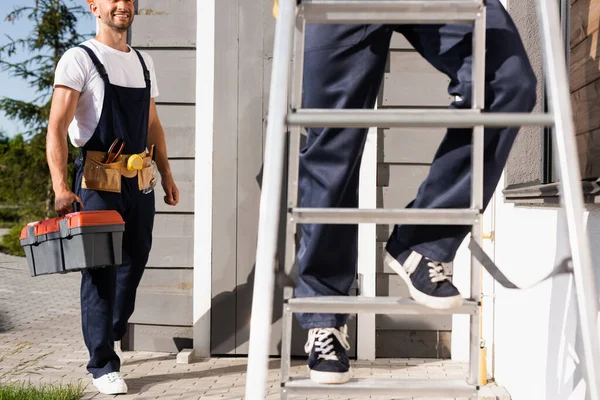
[277,0,537,385]
[46,0,179,395]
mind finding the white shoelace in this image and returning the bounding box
[304,326,351,360]
[427,260,450,283]
[105,372,123,382]
[404,251,450,284]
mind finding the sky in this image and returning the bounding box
[0,0,96,137]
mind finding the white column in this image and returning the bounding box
[193,0,215,359]
[357,123,378,360]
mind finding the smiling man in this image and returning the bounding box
[46,0,179,395]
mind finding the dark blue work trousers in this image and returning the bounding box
[75,164,155,379]
[295,0,537,329]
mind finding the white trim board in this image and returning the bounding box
[357,123,378,360]
[193,0,215,359]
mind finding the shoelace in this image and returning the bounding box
[427,260,450,283]
[304,326,351,360]
[105,372,123,383]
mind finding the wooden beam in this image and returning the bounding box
[570,0,600,49]
[570,30,600,93]
[571,78,600,135]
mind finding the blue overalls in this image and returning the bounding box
[295,0,537,329]
[74,45,155,378]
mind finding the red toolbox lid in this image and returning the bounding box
[20,211,124,240]
[65,210,124,229]
[38,218,63,235]
[20,222,39,240]
[19,218,62,239]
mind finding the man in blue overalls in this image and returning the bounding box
[291,0,537,385]
[46,0,179,395]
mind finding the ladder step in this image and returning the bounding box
[290,208,479,225]
[286,296,478,315]
[300,0,484,24]
[283,378,478,397]
[287,109,555,128]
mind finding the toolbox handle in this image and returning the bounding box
[58,202,81,239]
[58,201,82,217]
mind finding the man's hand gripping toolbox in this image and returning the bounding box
[20,203,125,277]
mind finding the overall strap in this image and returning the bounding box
[133,49,151,89]
[76,44,126,144]
[77,44,109,84]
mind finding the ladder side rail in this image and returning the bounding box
[281,12,307,392]
[468,5,486,387]
[245,0,297,398]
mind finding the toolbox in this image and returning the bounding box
[20,208,125,277]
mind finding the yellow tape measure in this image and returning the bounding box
[127,154,144,171]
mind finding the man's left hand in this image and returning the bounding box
[161,173,179,206]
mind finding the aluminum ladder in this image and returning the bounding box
[245,0,600,398]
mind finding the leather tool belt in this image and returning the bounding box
[81,150,156,193]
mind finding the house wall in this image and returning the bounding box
[208,0,359,357]
[374,35,453,358]
[490,199,600,400]
[205,0,455,357]
[125,0,196,352]
[504,0,546,186]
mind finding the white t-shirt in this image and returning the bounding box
[54,39,159,147]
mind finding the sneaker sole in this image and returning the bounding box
[384,251,462,310]
[92,380,128,395]
[92,384,128,395]
[309,368,351,384]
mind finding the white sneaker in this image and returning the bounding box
[92,372,128,395]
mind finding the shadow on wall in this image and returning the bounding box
[207,133,358,357]
[208,158,290,356]
[544,210,600,400]
[208,136,312,356]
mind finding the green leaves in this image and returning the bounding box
[0,0,92,246]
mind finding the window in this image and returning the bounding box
[503,0,578,203]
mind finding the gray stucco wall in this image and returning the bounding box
[505,0,546,186]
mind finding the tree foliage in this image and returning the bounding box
[0,1,92,254]
[0,0,92,225]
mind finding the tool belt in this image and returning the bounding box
[81,150,156,193]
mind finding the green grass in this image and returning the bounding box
[0,381,86,400]
[0,343,87,399]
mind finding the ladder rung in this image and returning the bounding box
[286,296,478,315]
[290,208,479,225]
[300,0,485,24]
[283,378,478,397]
[287,109,555,128]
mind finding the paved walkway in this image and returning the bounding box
[0,234,501,399]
